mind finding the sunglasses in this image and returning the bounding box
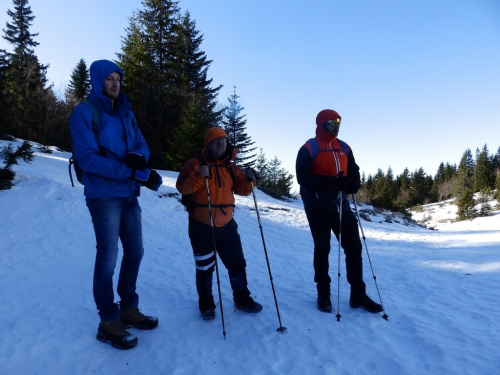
[325,118,341,127]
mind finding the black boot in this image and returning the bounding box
[349,293,383,313]
[199,294,216,320]
[317,283,332,313]
[234,290,263,313]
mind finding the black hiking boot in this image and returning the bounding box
[349,294,383,313]
[201,309,216,320]
[120,307,159,330]
[317,283,332,313]
[317,294,333,313]
[199,294,216,320]
[97,319,138,350]
[235,296,263,313]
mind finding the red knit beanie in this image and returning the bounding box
[204,127,228,146]
[316,109,341,127]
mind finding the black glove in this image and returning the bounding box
[336,175,359,194]
[127,168,163,191]
[244,167,260,182]
[124,152,147,171]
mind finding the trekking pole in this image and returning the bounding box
[250,183,287,333]
[205,178,227,338]
[336,191,343,322]
[351,194,389,321]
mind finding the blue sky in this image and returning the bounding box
[2,0,500,191]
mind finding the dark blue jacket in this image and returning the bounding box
[69,60,150,198]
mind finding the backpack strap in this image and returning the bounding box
[182,156,237,214]
[69,100,102,187]
[306,138,319,159]
[306,138,349,159]
[337,138,349,155]
[81,100,100,132]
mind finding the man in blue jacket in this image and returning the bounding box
[70,60,162,350]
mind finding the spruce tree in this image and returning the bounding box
[431,162,445,201]
[473,144,494,192]
[165,10,223,168]
[254,148,269,184]
[494,170,500,204]
[0,140,34,190]
[456,188,477,221]
[0,49,11,134]
[66,58,90,104]
[371,167,397,209]
[408,168,428,207]
[165,95,207,170]
[118,1,221,170]
[254,150,293,198]
[2,0,50,141]
[452,149,474,198]
[444,162,457,181]
[221,87,256,169]
[265,156,293,198]
[117,0,181,168]
[394,167,411,210]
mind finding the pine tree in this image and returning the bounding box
[444,162,457,181]
[371,167,397,209]
[165,95,207,170]
[408,168,428,207]
[0,140,34,190]
[165,10,223,168]
[254,150,293,198]
[221,87,256,169]
[456,188,477,221]
[0,49,11,134]
[66,58,90,104]
[494,170,500,204]
[394,167,411,211]
[117,1,181,168]
[473,144,494,192]
[118,1,221,169]
[265,156,293,198]
[254,148,269,184]
[452,149,474,198]
[431,162,445,201]
[2,0,51,141]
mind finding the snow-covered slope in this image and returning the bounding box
[1,139,499,375]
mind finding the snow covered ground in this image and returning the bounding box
[1,138,499,375]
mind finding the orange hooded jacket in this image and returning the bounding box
[176,127,255,227]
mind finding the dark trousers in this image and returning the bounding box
[305,206,366,296]
[188,218,250,310]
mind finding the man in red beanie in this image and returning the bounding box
[295,109,383,314]
[176,127,262,320]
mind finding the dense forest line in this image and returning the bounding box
[358,145,500,220]
[1,1,498,214]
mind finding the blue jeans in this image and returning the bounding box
[86,197,144,322]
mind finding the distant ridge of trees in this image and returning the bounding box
[357,145,500,219]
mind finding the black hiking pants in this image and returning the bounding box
[188,218,250,311]
[305,206,366,297]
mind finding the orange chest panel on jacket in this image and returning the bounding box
[310,139,349,176]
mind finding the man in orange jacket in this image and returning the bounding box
[296,109,382,314]
[176,127,263,320]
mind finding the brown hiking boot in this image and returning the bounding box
[120,307,158,330]
[97,319,138,350]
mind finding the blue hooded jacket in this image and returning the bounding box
[69,60,150,198]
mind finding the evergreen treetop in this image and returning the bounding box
[221,87,256,169]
